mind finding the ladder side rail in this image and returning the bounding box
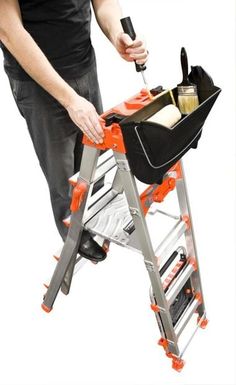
[62,146,102,294]
[42,146,100,309]
[110,167,124,194]
[113,151,180,356]
[175,161,206,317]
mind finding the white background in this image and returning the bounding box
[0,0,235,384]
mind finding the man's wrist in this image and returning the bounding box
[58,85,79,110]
[110,29,123,48]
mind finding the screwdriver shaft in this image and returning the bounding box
[141,70,148,87]
[141,70,152,99]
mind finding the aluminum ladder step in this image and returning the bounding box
[69,149,116,186]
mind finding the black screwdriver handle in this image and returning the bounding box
[120,16,146,73]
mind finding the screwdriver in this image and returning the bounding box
[120,16,152,98]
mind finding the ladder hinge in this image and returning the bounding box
[116,159,130,171]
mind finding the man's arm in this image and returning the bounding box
[0,0,104,144]
[92,0,148,64]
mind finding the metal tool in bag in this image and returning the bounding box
[41,84,220,371]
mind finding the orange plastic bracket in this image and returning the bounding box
[82,122,126,153]
[150,303,160,313]
[70,182,87,213]
[158,338,185,372]
[82,89,153,153]
[140,177,176,216]
[158,337,169,350]
[171,357,185,372]
[197,316,209,329]
[153,177,176,203]
[124,88,153,109]
[195,292,203,304]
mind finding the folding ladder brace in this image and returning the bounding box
[42,89,209,372]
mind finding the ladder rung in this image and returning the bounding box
[166,262,194,307]
[85,193,141,250]
[84,188,118,224]
[155,219,187,265]
[92,157,116,184]
[69,150,115,186]
[87,183,113,210]
[148,207,180,220]
[174,297,200,338]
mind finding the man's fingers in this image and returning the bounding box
[126,39,143,49]
[81,116,104,144]
[124,37,148,64]
[66,95,105,143]
[120,33,133,47]
[93,114,104,137]
[89,124,104,144]
[81,125,99,144]
[126,46,146,55]
[130,52,148,61]
[89,115,104,143]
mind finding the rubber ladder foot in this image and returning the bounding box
[172,357,185,372]
[198,316,209,329]
[41,303,52,313]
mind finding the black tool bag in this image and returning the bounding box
[120,68,221,184]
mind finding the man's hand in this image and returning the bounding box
[66,94,104,144]
[92,0,148,65]
[0,0,104,144]
[114,32,148,65]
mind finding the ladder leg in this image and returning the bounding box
[175,161,206,317]
[113,152,180,356]
[42,146,100,310]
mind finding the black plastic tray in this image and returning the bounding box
[120,86,221,184]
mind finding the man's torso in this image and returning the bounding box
[1,0,95,80]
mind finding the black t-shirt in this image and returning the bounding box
[1,0,95,80]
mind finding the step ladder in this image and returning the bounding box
[41,87,220,371]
